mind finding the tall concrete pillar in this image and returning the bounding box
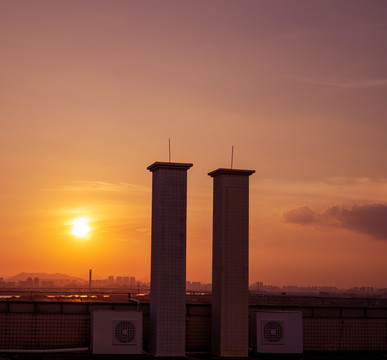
[208,168,255,358]
[148,161,193,357]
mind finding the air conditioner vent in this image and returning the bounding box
[91,311,142,354]
[113,320,136,345]
[262,321,284,344]
[252,311,302,354]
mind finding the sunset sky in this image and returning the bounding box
[1,1,387,288]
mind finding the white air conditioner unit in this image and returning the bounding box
[252,311,303,354]
[91,310,142,354]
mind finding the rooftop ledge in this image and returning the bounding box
[208,168,255,177]
[147,162,193,172]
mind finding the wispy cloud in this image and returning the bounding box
[283,205,315,225]
[44,181,148,193]
[280,30,312,39]
[358,22,387,29]
[280,22,387,40]
[287,75,387,89]
[252,177,387,206]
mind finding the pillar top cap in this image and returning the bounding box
[208,168,255,177]
[147,161,193,172]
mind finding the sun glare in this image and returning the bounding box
[71,217,90,238]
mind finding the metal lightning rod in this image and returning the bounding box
[169,138,171,162]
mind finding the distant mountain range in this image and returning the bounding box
[6,272,86,283]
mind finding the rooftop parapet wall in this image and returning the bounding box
[0,298,386,352]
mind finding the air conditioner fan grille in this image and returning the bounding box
[112,320,136,344]
[263,321,283,343]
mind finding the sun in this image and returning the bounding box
[71,217,90,238]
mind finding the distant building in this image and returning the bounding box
[89,269,92,290]
[250,281,264,292]
[41,280,54,288]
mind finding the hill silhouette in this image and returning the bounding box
[7,272,86,283]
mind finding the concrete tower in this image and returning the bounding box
[209,168,255,358]
[148,161,193,357]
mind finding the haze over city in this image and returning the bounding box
[1,1,387,288]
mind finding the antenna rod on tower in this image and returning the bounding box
[169,138,171,162]
[231,145,234,169]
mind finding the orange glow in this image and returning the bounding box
[1,2,387,288]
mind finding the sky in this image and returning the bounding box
[1,0,387,288]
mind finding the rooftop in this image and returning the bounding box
[0,351,386,360]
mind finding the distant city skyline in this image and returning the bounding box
[1,1,387,288]
[2,271,387,295]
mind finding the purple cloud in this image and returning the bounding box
[323,204,387,240]
[283,206,316,225]
[284,203,387,240]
